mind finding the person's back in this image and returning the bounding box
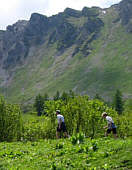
[105,116,116,129]
[57,114,64,123]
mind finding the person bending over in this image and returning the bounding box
[56,110,68,139]
[102,112,117,138]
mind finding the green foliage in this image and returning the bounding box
[0,138,132,169]
[53,91,60,101]
[21,94,132,140]
[113,90,124,115]
[34,94,44,116]
[68,89,75,98]
[55,143,64,149]
[116,113,132,138]
[70,132,85,145]
[94,93,103,101]
[22,116,56,141]
[45,95,119,138]
[0,96,22,142]
[34,93,49,116]
[60,91,69,101]
[43,95,132,139]
[43,93,49,101]
[60,90,75,101]
[124,99,132,113]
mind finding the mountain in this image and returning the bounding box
[0,0,132,104]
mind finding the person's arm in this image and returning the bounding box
[106,121,112,129]
[104,118,108,129]
[103,126,108,129]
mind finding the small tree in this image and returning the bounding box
[34,94,44,116]
[34,93,49,116]
[60,91,69,101]
[53,91,60,101]
[68,90,75,98]
[0,95,22,142]
[43,93,49,101]
[94,93,102,100]
[114,90,124,115]
[43,93,49,115]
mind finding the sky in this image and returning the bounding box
[0,0,122,30]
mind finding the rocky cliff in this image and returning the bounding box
[0,0,132,103]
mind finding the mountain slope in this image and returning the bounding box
[0,0,132,103]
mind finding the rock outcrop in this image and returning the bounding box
[119,0,132,32]
[0,7,104,70]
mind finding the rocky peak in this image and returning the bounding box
[0,30,5,38]
[24,13,49,39]
[63,8,81,17]
[0,7,104,70]
[6,20,28,33]
[82,7,100,17]
[29,13,48,25]
[118,0,132,32]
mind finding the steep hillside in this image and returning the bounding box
[0,0,132,103]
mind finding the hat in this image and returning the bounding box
[102,112,107,117]
[56,110,60,113]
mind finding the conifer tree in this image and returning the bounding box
[69,90,75,98]
[114,90,124,115]
[43,93,49,101]
[94,93,102,100]
[34,94,44,116]
[61,91,69,101]
[53,91,60,101]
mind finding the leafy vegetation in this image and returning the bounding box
[0,92,132,169]
[0,96,22,142]
[20,93,132,141]
[34,93,49,116]
[0,92,132,142]
[0,137,132,169]
[0,2,132,169]
[113,89,124,115]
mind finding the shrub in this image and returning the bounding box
[0,96,22,142]
[22,95,132,140]
[45,95,119,138]
[22,116,56,141]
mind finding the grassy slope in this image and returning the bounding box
[0,138,132,169]
[43,7,132,99]
[75,7,132,98]
[2,7,132,103]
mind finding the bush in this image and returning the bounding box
[22,95,132,140]
[0,96,22,142]
[45,95,119,138]
[116,114,132,138]
[22,116,56,141]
